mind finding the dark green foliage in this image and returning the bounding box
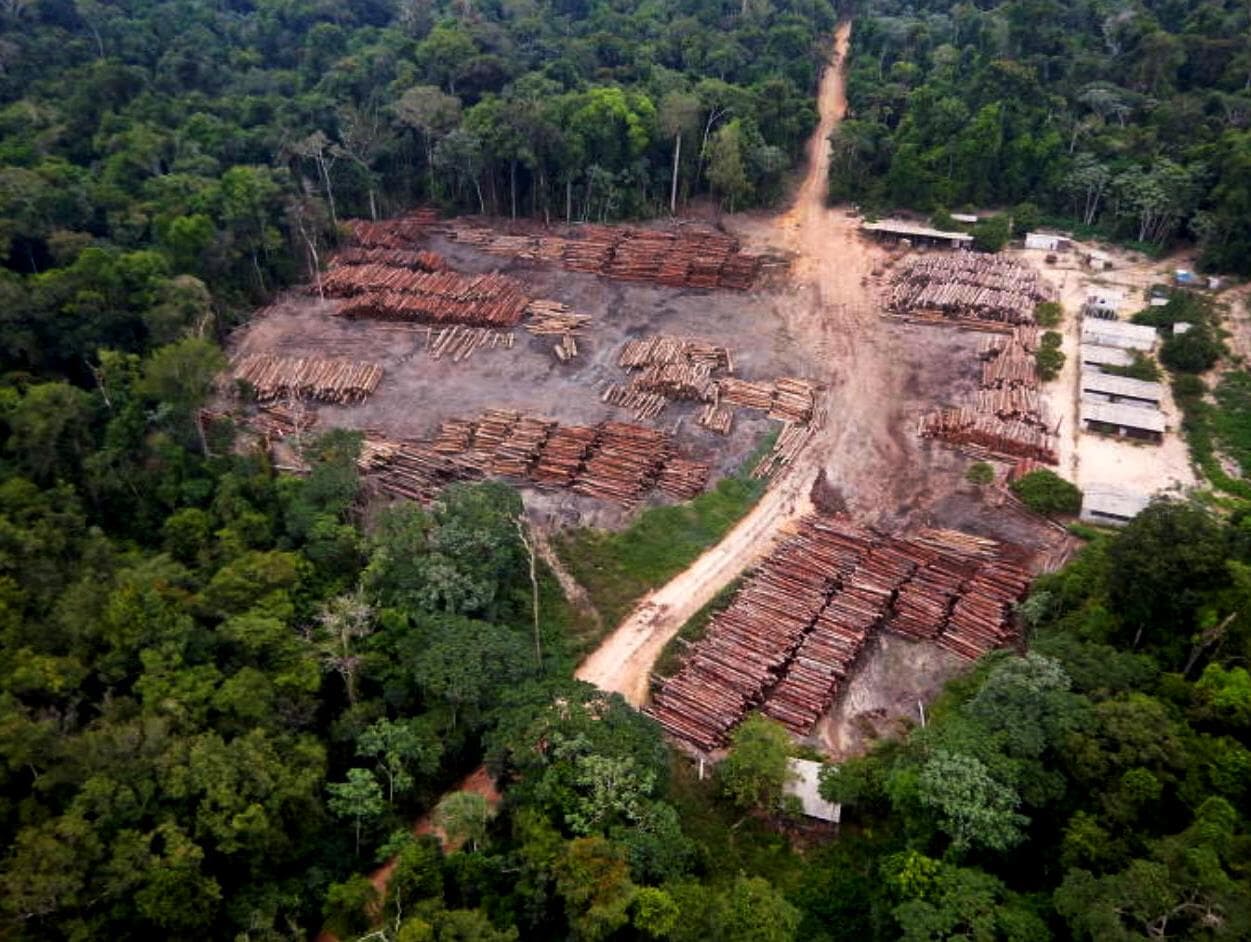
[1034,301,1063,328]
[1161,326,1222,373]
[965,461,995,486]
[1104,351,1162,383]
[1035,331,1065,380]
[829,3,1251,271]
[1011,469,1081,517]
[972,215,1011,253]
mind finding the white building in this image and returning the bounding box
[1080,486,1151,526]
[1081,319,1158,352]
[1025,232,1069,252]
[785,759,841,823]
[1081,373,1164,408]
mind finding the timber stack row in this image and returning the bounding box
[888,251,1051,324]
[343,210,439,249]
[232,354,383,404]
[331,246,450,271]
[444,220,762,290]
[646,516,1030,751]
[327,268,532,328]
[361,410,710,505]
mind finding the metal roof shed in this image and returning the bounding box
[1081,319,1158,351]
[1081,398,1165,440]
[860,220,974,246]
[1081,487,1151,526]
[1080,344,1133,370]
[1081,373,1164,407]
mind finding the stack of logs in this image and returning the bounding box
[426,325,515,362]
[443,219,763,291]
[888,252,1052,324]
[919,323,1057,463]
[331,247,449,271]
[343,210,439,249]
[328,269,532,328]
[232,354,383,404]
[362,411,710,505]
[647,516,1031,751]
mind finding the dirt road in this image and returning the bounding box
[576,22,911,706]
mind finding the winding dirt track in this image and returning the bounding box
[575,22,905,707]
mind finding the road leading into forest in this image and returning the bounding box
[575,21,903,707]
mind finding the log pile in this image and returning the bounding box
[344,211,438,249]
[246,403,317,440]
[698,403,734,435]
[232,354,383,404]
[573,422,669,503]
[753,419,818,479]
[619,335,732,373]
[888,252,1051,324]
[529,425,598,487]
[524,299,592,336]
[918,409,1059,463]
[917,321,1057,463]
[602,383,668,420]
[358,439,484,502]
[718,378,774,411]
[331,247,449,271]
[426,325,514,362]
[648,515,1031,750]
[443,219,763,290]
[937,562,1032,661]
[656,458,712,501]
[384,411,708,505]
[328,268,531,328]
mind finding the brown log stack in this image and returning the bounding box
[232,354,383,404]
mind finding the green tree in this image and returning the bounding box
[913,750,1028,854]
[327,767,385,855]
[719,713,794,814]
[1010,469,1081,517]
[357,717,442,803]
[435,790,495,852]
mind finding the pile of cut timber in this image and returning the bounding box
[331,247,449,271]
[602,384,668,420]
[918,409,1059,463]
[647,516,1031,750]
[889,252,1051,324]
[358,439,484,502]
[426,325,514,362]
[918,323,1057,462]
[443,219,763,290]
[753,418,819,479]
[343,210,439,249]
[698,403,734,435]
[524,299,592,336]
[245,403,317,440]
[233,354,383,404]
[619,335,732,373]
[328,269,530,328]
[398,412,709,505]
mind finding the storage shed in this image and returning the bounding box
[1080,486,1151,526]
[1080,344,1133,371]
[1080,398,1165,442]
[1025,232,1068,252]
[1081,373,1163,408]
[860,219,974,248]
[1083,289,1125,320]
[1081,319,1158,351]
[785,759,841,823]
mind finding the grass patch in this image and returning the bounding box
[1211,371,1251,477]
[552,435,774,629]
[664,754,807,891]
[534,560,601,674]
[652,577,744,680]
[1171,374,1251,502]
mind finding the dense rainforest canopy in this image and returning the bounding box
[833,0,1251,272]
[2,0,1251,939]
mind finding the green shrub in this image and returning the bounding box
[1012,202,1042,235]
[966,462,995,486]
[1160,327,1221,373]
[1035,332,1065,380]
[931,208,958,231]
[1010,469,1082,517]
[1034,301,1063,328]
[973,215,1011,252]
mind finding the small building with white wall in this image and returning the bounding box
[1025,232,1069,252]
[1080,486,1151,526]
[784,758,840,823]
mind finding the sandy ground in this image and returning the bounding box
[1023,244,1198,498]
